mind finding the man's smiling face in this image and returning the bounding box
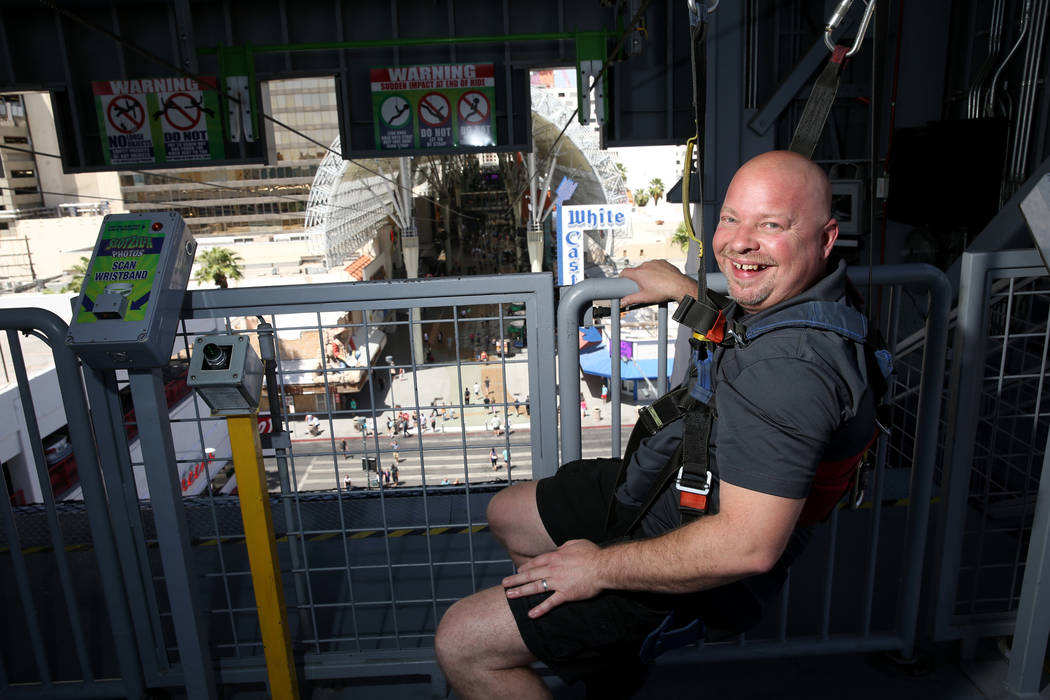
[712,151,839,314]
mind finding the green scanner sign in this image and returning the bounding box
[76,219,162,324]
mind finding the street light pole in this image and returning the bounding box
[386,355,396,407]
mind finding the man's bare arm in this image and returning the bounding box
[620,260,696,308]
[503,481,804,618]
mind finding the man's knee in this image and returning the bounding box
[487,482,529,537]
[435,597,470,670]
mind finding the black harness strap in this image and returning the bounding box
[789,44,850,158]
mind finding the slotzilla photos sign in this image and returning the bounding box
[370,63,496,151]
[76,218,162,324]
[93,77,225,166]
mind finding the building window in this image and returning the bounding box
[3,136,28,144]
[10,168,34,178]
[12,186,38,195]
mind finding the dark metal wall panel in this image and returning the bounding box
[606,0,692,147]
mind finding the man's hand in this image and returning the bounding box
[620,260,696,307]
[503,539,605,618]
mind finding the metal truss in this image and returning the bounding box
[304,137,397,268]
[529,85,629,206]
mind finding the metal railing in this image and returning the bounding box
[934,250,1050,657]
[13,260,1032,695]
[0,308,142,698]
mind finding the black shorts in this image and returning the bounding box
[509,458,762,685]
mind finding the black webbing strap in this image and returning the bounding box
[617,385,692,482]
[616,399,718,537]
[789,44,849,158]
[677,406,719,521]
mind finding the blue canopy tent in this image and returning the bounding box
[579,341,675,401]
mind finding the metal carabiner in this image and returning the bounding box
[823,0,876,57]
[686,0,719,27]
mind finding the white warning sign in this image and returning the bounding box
[99,94,154,165]
[156,89,215,161]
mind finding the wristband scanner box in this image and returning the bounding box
[67,211,197,369]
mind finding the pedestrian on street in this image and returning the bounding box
[464,387,471,405]
[340,439,349,459]
[490,447,499,470]
[473,381,481,398]
[343,473,352,490]
[391,464,399,485]
[501,447,510,470]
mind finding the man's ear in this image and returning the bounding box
[821,218,840,259]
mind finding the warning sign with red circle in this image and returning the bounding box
[418,92,451,127]
[457,90,494,147]
[458,91,491,124]
[93,77,225,165]
[99,94,154,165]
[157,92,205,130]
[369,63,497,151]
[107,95,146,134]
[157,89,214,161]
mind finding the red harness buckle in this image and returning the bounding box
[676,468,712,513]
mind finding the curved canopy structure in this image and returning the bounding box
[529,85,628,208]
[306,85,628,268]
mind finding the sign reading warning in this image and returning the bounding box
[93,78,225,166]
[370,63,495,151]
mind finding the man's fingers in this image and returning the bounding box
[620,293,643,307]
[528,592,563,618]
[503,572,550,596]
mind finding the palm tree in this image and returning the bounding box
[634,190,650,207]
[60,256,91,293]
[615,161,627,183]
[648,177,665,205]
[672,221,691,251]
[194,247,244,289]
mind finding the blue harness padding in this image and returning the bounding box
[688,351,714,404]
[730,301,893,391]
[638,612,706,664]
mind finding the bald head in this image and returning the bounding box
[734,150,832,222]
[712,151,839,313]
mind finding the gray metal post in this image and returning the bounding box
[610,298,622,456]
[82,365,169,678]
[884,264,951,657]
[525,275,559,478]
[0,309,145,696]
[558,277,646,463]
[127,368,218,699]
[1005,436,1050,698]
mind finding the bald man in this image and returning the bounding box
[436,151,881,698]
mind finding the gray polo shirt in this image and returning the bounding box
[616,260,877,538]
